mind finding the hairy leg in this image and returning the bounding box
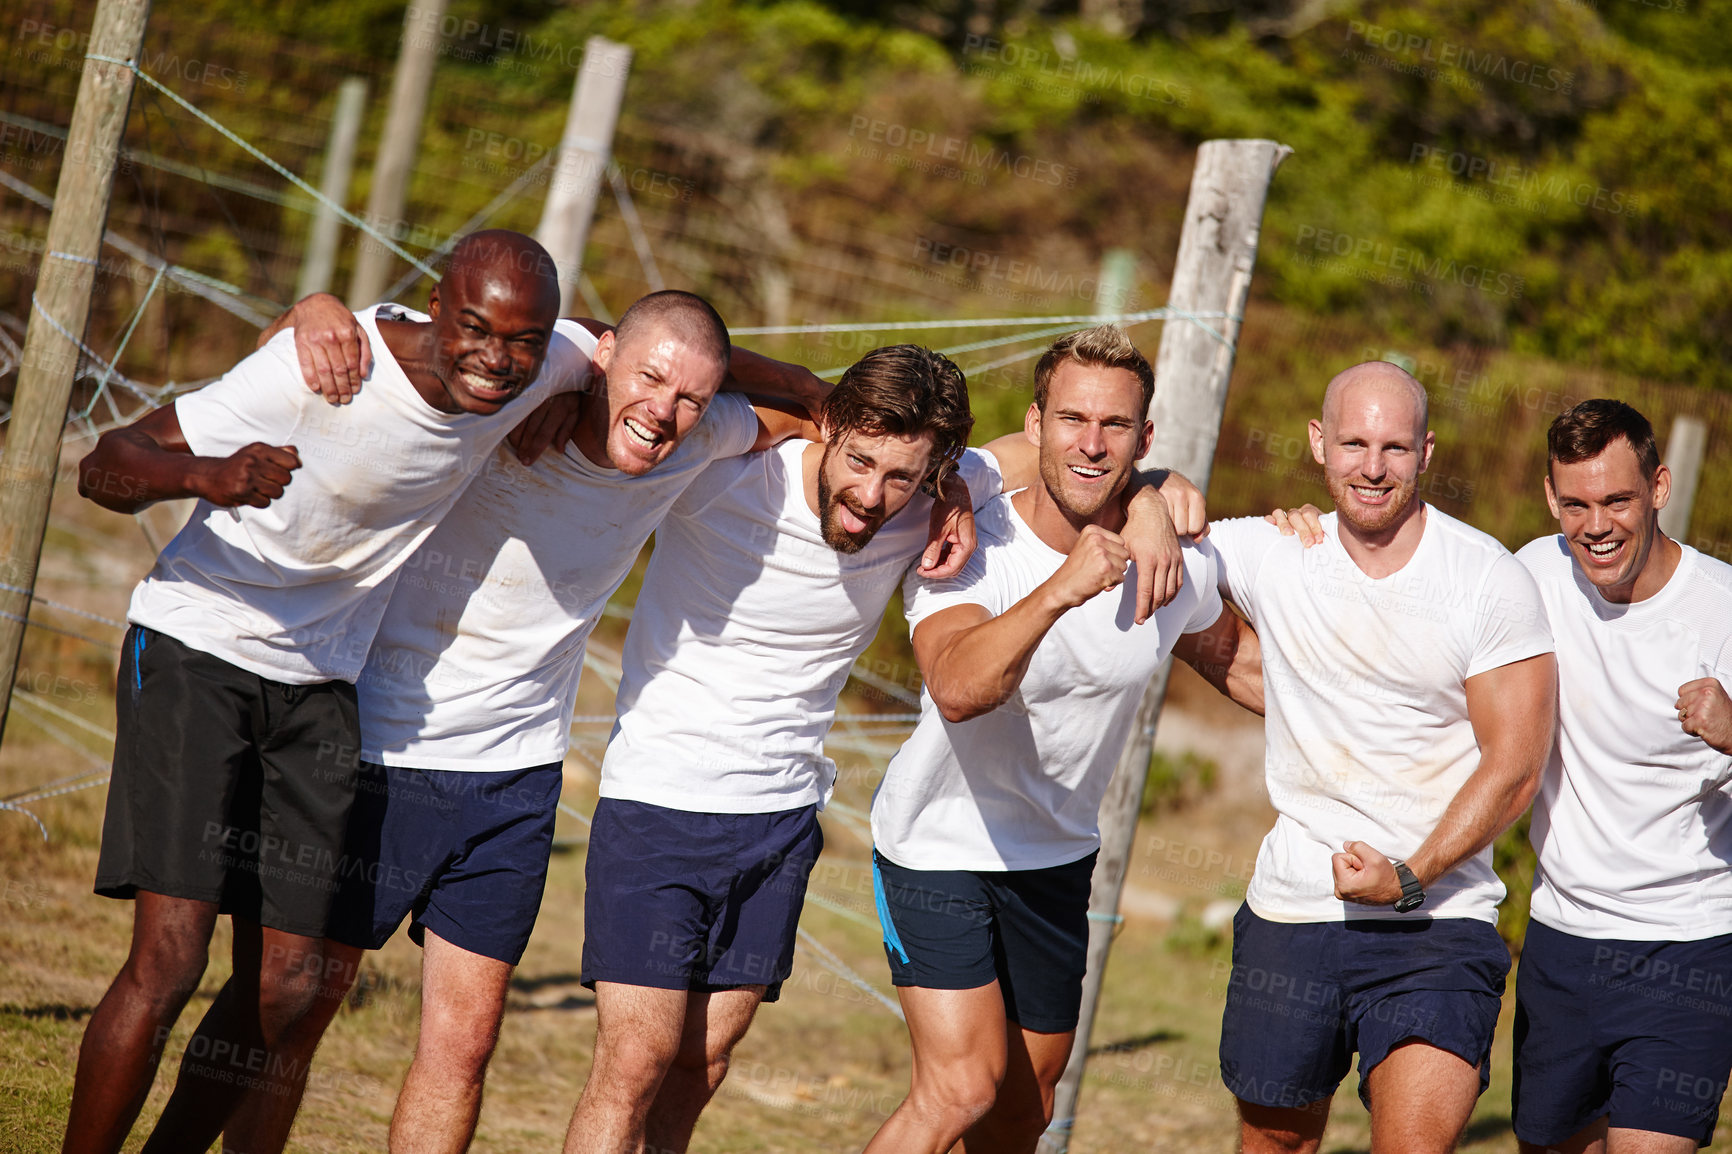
[61,893,219,1154]
[388,931,515,1154]
[642,986,766,1154]
[1365,1040,1482,1154]
[863,984,1009,1154]
[563,983,690,1154]
[958,1024,1074,1154]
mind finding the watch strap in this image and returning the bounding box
[1390,858,1425,912]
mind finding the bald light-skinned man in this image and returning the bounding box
[1213,362,1558,1154]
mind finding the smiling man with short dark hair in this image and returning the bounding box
[1510,398,1732,1154]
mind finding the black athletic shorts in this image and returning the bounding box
[872,848,1095,1034]
[96,625,362,938]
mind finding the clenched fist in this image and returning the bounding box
[194,443,302,508]
[1046,524,1132,610]
[1678,677,1732,755]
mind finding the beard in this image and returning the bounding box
[1326,470,1420,534]
[816,453,882,554]
[1038,450,1129,520]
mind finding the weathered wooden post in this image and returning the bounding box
[1658,414,1706,542]
[347,0,447,307]
[295,76,367,300]
[535,36,632,316]
[0,0,153,746]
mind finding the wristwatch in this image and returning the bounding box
[1390,859,1426,913]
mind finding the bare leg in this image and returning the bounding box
[61,893,219,1154]
[958,1024,1073,1154]
[563,983,690,1154]
[388,931,514,1153]
[1237,1096,1333,1154]
[142,923,354,1153]
[862,984,1009,1154]
[1364,1040,1481,1154]
[643,986,766,1153]
[220,939,364,1154]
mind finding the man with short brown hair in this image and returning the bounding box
[863,324,1261,1154]
[1510,398,1732,1154]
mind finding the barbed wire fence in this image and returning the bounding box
[3,35,1730,1089]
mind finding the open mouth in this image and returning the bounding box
[1068,464,1109,481]
[622,416,664,450]
[459,370,518,401]
[837,501,876,535]
[1349,483,1393,505]
[1581,539,1625,565]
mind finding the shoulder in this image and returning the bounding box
[551,317,602,358]
[1426,508,1532,585]
[954,446,1003,494]
[1513,534,1572,582]
[1682,546,1732,607]
[1426,505,1511,557]
[1206,513,1295,579]
[1182,535,1221,579]
[971,492,1019,549]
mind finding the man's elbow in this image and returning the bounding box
[928,681,997,724]
[1512,759,1545,815]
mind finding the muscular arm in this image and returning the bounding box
[1171,606,1263,716]
[747,396,821,452]
[78,404,300,513]
[1407,653,1557,887]
[913,524,1130,723]
[1333,652,1557,904]
[725,346,830,423]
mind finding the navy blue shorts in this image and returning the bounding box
[1220,904,1510,1110]
[1513,920,1732,1147]
[872,848,1095,1035]
[326,761,563,965]
[580,798,822,1002]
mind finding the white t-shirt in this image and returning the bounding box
[127,308,588,684]
[1211,508,1553,924]
[358,390,760,770]
[871,493,1225,872]
[599,441,1004,813]
[1520,538,1732,940]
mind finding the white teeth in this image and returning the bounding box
[623,417,658,446]
[462,371,507,394]
[1587,542,1619,556]
[1071,466,1107,478]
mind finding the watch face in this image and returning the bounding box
[1394,892,1424,913]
